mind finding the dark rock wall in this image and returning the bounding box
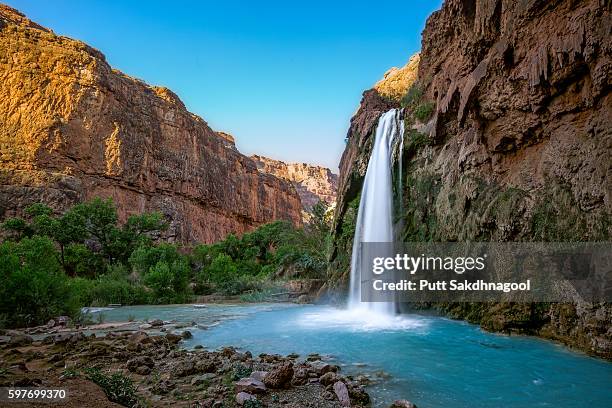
[328,0,611,358]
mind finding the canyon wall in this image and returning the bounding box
[251,155,338,212]
[328,0,611,358]
[0,5,302,243]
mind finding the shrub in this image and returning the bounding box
[85,368,139,408]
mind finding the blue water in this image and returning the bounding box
[99,304,612,407]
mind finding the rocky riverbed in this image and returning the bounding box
[0,319,414,408]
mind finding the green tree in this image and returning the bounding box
[0,236,77,328]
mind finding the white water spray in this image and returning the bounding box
[348,109,404,315]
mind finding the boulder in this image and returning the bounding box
[263,362,293,389]
[172,360,196,377]
[310,361,338,375]
[166,333,182,344]
[128,331,150,344]
[126,356,155,375]
[181,330,192,339]
[57,316,70,326]
[249,371,268,382]
[195,359,217,373]
[133,365,151,375]
[291,367,309,386]
[319,371,337,386]
[333,381,351,407]
[235,378,266,394]
[150,319,164,327]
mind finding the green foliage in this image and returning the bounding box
[402,172,441,242]
[1,217,33,241]
[530,184,609,241]
[64,243,105,278]
[405,130,430,155]
[244,399,263,408]
[414,102,435,122]
[231,363,253,381]
[0,196,331,328]
[85,368,139,408]
[75,270,150,307]
[0,237,78,328]
[130,244,190,303]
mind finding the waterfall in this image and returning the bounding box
[348,109,404,315]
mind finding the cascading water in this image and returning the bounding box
[348,109,404,315]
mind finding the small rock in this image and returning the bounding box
[134,365,151,375]
[166,333,182,344]
[264,362,293,389]
[306,353,321,361]
[195,359,216,373]
[152,379,175,394]
[194,344,204,349]
[292,367,309,386]
[333,381,351,407]
[310,361,338,375]
[250,371,268,382]
[128,331,150,344]
[127,356,155,372]
[235,378,266,394]
[235,392,256,405]
[46,319,56,328]
[150,319,164,327]
[181,330,192,339]
[172,360,196,377]
[390,400,417,408]
[319,371,337,386]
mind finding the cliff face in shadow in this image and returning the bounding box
[328,0,611,358]
[0,5,303,243]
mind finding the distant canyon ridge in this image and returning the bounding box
[251,155,338,212]
[0,5,336,243]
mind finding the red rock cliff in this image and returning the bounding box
[0,5,302,243]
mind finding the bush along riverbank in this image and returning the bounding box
[0,321,382,408]
[0,198,332,329]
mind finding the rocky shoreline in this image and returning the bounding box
[0,320,415,408]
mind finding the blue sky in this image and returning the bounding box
[8,0,442,170]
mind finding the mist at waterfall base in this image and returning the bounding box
[99,304,612,407]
